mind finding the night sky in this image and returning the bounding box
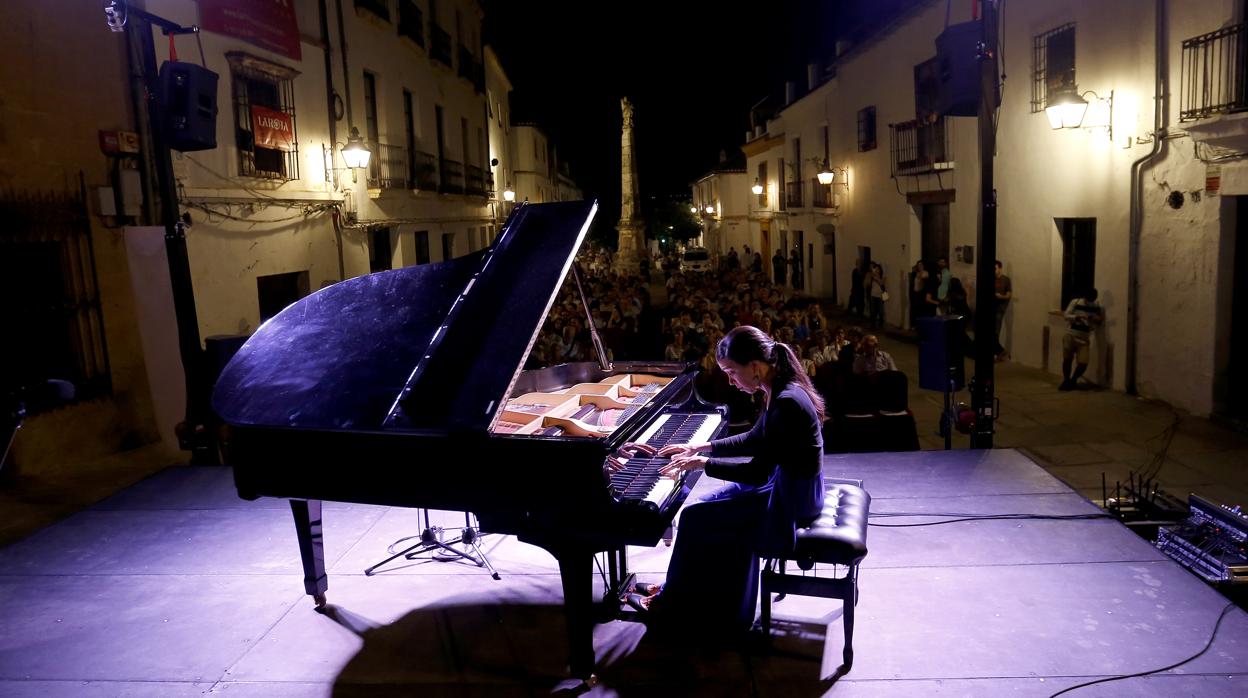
[484,0,916,239]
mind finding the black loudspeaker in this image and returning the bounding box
[935,20,999,117]
[204,334,248,383]
[159,61,219,152]
[918,315,965,392]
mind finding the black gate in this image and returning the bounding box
[0,176,111,399]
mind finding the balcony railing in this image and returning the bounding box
[368,142,409,189]
[410,149,437,190]
[486,171,495,198]
[889,117,954,176]
[431,25,452,67]
[785,183,804,209]
[439,157,464,193]
[354,0,389,21]
[811,178,834,208]
[465,164,486,196]
[1180,23,1248,121]
[398,1,424,47]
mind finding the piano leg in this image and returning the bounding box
[557,550,597,680]
[290,499,328,607]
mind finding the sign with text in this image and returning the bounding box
[1206,164,1222,194]
[199,0,302,61]
[251,106,294,151]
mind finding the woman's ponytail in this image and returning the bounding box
[717,325,827,422]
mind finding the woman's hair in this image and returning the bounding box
[717,325,826,422]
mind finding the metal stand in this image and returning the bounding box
[941,368,956,450]
[364,509,501,580]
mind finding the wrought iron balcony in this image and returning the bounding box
[1181,23,1248,121]
[811,178,834,208]
[398,1,424,47]
[439,157,464,193]
[431,25,452,67]
[889,116,954,176]
[465,164,486,196]
[785,182,804,209]
[410,149,437,190]
[368,142,409,189]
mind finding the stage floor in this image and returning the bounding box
[1,449,1245,696]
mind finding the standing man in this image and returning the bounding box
[789,247,803,291]
[1060,289,1104,391]
[772,249,787,286]
[849,259,865,317]
[993,260,1012,361]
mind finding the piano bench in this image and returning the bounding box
[759,477,870,669]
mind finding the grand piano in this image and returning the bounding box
[212,200,727,679]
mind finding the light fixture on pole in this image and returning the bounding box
[340,126,371,182]
[705,205,715,215]
[502,184,516,202]
[751,178,764,196]
[690,205,698,214]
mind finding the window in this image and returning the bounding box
[914,58,942,121]
[355,0,390,22]
[442,232,455,260]
[857,106,877,151]
[398,0,424,46]
[257,270,310,322]
[415,230,430,264]
[363,71,380,146]
[1033,24,1076,113]
[369,227,392,272]
[229,52,299,180]
[403,89,417,185]
[1057,218,1096,309]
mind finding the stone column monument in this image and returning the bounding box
[613,97,643,273]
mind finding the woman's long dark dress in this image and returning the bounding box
[651,382,824,638]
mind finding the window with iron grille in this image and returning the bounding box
[757,161,768,207]
[914,58,942,121]
[1032,23,1076,113]
[857,106,877,152]
[229,53,300,181]
[398,0,424,46]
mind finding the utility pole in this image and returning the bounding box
[116,3,216,463]
[970,0,999,448]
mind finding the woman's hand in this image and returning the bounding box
[659,454,708,478]
[656,442,707,459]
[617,442,658,457]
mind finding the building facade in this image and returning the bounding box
[707,0,1247,418]
[2,0,573,469]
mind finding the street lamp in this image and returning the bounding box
[1045,88,1089,130]
[340,126,371,182]
[502,184,516,202]
[816,159,835,185]
[705,205,715,215]
[751,178,764,196]
[690,206,697,214]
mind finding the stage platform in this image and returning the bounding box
[0,449,1245,696]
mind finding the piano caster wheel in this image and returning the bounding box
[313,593,327,608]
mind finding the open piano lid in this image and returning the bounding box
[212,200,598,432]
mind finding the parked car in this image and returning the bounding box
[680,247,712,272]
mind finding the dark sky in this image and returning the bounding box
[484,1,914,229]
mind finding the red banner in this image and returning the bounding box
[251,106,295,151]
[199,0,302,61]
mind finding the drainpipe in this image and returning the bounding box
[318,0,345,281]
[1127,0,1167,395]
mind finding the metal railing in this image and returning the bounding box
[431,25,452,67]
[486,171,495,198]
[811,178,834,208]
[439,157,464,193]
[465,164,486,196]
[889,117,954,176]
[411,149,437,190]
[785,182,804,209]
[1180,23,1248,121]
[398,1,424,47]
[368,142,409,189]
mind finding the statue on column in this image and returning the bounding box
[614,97,643,274]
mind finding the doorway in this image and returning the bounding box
[1224,197,1248,417]
[921,203,949,266]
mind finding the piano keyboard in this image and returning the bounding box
[608,412,722,508]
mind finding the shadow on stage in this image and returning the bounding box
[317,594,841,697]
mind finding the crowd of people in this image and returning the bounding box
[527,246,900,419]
